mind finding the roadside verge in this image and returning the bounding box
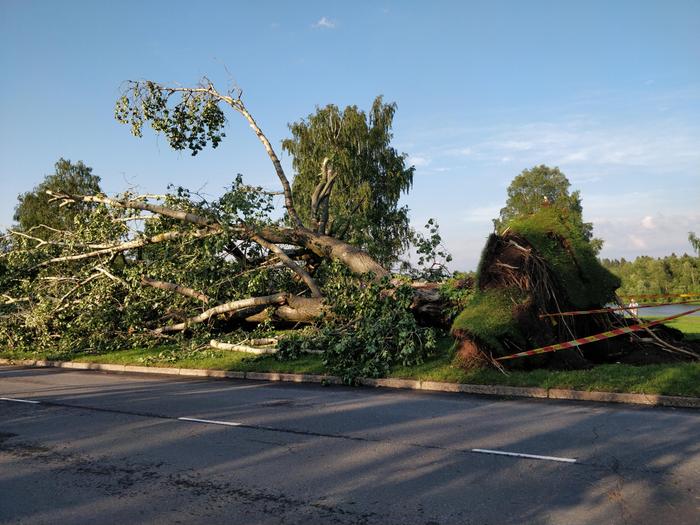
[1,358,698,409]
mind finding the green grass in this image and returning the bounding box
[647,315,700,342]
[389,354,700,396]
[389,316,700,396]
[68,346,326,374]
[2,315,699,397]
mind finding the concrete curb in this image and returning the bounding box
[1,357,698,409]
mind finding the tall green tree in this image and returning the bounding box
[13,158,102,236]
[282,97,414,266]
[689,232,700,256]
[494,164,602,252]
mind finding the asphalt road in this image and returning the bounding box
[1,366,698,525]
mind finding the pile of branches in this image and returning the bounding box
[0,79,453,376]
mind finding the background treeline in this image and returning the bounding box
[601,253,700,301]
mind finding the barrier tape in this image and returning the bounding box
[539,300,700,318]
[617,293,700,299]
[496,305,700,362]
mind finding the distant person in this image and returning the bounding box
[628,299,639,317]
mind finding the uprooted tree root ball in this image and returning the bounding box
[451,208,700,370]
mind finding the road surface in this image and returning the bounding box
[1,366,699,524]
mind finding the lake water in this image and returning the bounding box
[631,304,700,318]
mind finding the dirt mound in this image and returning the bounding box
[451,209,698,370]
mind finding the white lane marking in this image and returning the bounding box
[471,448,576,463]
[178,417,242,427]
[0,397,41,404]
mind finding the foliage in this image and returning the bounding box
[401,219,453,281]
[0,177,292,355]
[13,158,102,236]
[507,207,620,308]
[689,232,700,256]
[438,272,476,322]
[282,97,414,265]
[278,263,437,383]
[601,252,700,300]
[493,165,602,252]
[1,78,448,380]
[115,81,226,155]
[451,287,526,354]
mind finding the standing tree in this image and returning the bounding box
[689,232,700,256]
[282,97,414,266]
[493,165,602,252]
[13,158,102,236]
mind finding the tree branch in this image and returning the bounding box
[249,234,322,298]
[46,190,221,230]
[41,228,220,265]
[310,158,338,234]
[209,85,304,229]
[141,276,211,303]
[153,292,290,333]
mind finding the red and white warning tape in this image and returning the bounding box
[496,305,700,362]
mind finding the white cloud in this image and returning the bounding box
[433,119,700,173]
[312,16,336,29]
[499,140,534,151]
[595,210,700,259]
[641,215,655,229]
[628,235,647,249]
[446,147,473,157]
[409,155,430,167]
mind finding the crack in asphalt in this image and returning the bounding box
[0,433,385,525]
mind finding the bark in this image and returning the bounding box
[407,281,447,326]
[48,190,388,279]
[47,190,221,230]
[234,102,304,228]
[209,340,278,355]
[154,292,289,333]
[250,234,322,297]
[310,158,338,234]
[301,230,389,278]
[41,228,220,265]
[141,276,211,303]
[150,83,305,228]
[245,295,325,324]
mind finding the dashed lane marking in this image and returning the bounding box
[178,417,242,427]
[1,396,579,465]
[471,448,577,463]
[0,397,41,404]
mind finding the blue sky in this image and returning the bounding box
[1,0,698,269]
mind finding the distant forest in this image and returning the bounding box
[601,253,700,301]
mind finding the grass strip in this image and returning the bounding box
[2,316,698,397]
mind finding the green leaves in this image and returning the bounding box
[403,219,453,281]
[278,263,437,383]
[494,165,601,252]
[115,81,226,155]
[13,158,102,235]
[283,96,414,265]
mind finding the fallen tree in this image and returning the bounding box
[4,78,692,379]
[0,79,454,378]
[451,207,699,370]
